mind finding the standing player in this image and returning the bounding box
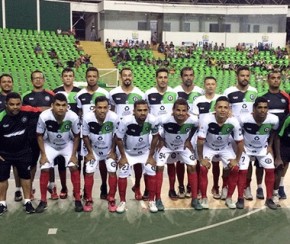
[192,76,222,199]
[22,70,55,200]
[156,99,199,210]
[35,93,82,213]
[109,67,145,201]
[0,92,40,215]
[0,74,23,202]
[115,100,159,213]
[223,66,257,200]
[82,96,118,212]
[76,67,109,200]
[237,97,279,210]
[259,71,290,204]
[197,96,244,209]
[52,67,81,199]
[174,67,204,198]
[145,68,178,200]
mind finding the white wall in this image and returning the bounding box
[163,32,286,48]
[100,29,151,44]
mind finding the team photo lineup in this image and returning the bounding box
[0,64,290,216]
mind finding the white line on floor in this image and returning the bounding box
[48,228,58,235]
[136,207,265,244]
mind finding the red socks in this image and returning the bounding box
[108,175,117,200]
[199,166,208,198]
[237,170,248,199]
[265,168,275,199]
[40,171,49,202]
[155,171,163,200]
[71,170,81,201]
[227,166,239,198]
[84,174,94,201]
[188,172,198,199]
[147,175,156,201]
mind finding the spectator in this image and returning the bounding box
[34,43,43,55]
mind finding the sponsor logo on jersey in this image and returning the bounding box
[29,97,34,100]
[45,96,50,101]
[21,116,28,123]
[3,124,9,128]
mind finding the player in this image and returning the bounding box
[35,93,82,213]
[223,66,258,200]
[22,70,55,200]
[76,67,109,200]
[197,96,244,209]
[156,99,199,210]
[145,68,179,200]
[237,97,279,210]
[52,67,81,199]
[174,67,204,199]
[82,96,118,212]
[0,92,41,215]
[109,67,145,201]
[115,100,159,213]
[192,76,222,199]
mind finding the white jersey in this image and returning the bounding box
[116,114,158,156]
[192,94,221,121]
[174,85,204,114]
[223,86,257,117]
[198,113,243,150]
[240,113,279,156]
[145,87,177,116]
[109,86,145,118]
[76,87,109,115]
[36,109,80,150]
[82,110,118,157]
[159,114,199,151]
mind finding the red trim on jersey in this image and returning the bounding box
[280,90,290,113]
[44,89,55,96]
[20,105,41,112]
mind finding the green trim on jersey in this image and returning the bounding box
[258,124,273,135]
[0,110,7,122]
[67,92,78,104]
[92,92,108,103]
[209,100,217,113]
[163,92,177,104]
[180,124,194,134]
[141,122,152,135]
[279,116,290,137]
[188,92,203,103]
[244,90,257,102]
[59,120,72,133]
[127,93,143,104]
[220,123,234,135]
[101,121,114,134]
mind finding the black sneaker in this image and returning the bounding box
[265,198,277,210]
[142,190,149,201]
[0,203,7,216]
[35,201,48,213]
[256,188,264,200]
[14,191,23,202]
[100,184,108,200]
[168,190,178,200]
[75,200,83,212]
[278,186,287,199]
[236,198,244,209]
[24,202,35,214]
[178,186,186,199]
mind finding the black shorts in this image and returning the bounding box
[280,144,290,163]
[0,159,31,181]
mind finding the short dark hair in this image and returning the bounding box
[267,70,281,80]
[236,66,250,76]
[31,70,44,81]
[119,67,132,76]
[86,67,99,77]
[204,76,217,83]
[215,96,229,105]
[62,67,75,76]
[52,93,67,103]
[0,73,13,83]
[253,97,268,108]
[134,99,148,109]
[173,98,189,110]
[156,68,169,77]
[180,67,194,77]
[6,92,21,102]
[95,96,109,105]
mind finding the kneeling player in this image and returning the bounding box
[82,96,118,212]
[116,100,159,213]
[36,93,82,213]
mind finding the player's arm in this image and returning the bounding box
[184,126,197,152]
[146,134,159,166]
[115,136,128,166]
[83,135,95,162]
[37,132,49,165]
[229,139,244,168]
[69,132,80,165]
[267,129,275,156]
[197,137,210,169]
[108,135,117,161]
[273,131,283,168]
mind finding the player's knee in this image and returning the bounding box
[106,158,117,173]
[118,163,130,178]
